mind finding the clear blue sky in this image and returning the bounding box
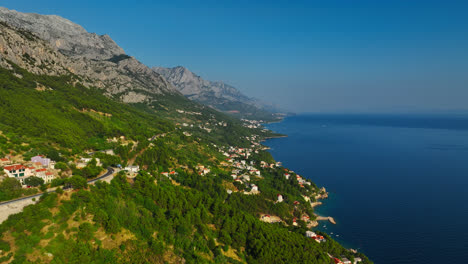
[2,0,468,113]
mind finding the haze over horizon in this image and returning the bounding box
[2,0,467,113]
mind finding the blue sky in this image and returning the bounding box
[2,0,468,113]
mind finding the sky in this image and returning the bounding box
[1,0,468,113]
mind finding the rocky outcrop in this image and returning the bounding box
[0,7,178,103]
[0,7,123,60]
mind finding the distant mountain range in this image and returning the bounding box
[153,66,287,121]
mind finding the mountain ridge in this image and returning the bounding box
[153,65,286,121]
[0,6,178,105]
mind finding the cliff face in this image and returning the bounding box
[0,6,123,60]
[0,7,178,103]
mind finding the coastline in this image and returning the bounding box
[263,122,337,228]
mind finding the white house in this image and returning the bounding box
[39,172,55,184]
[125,165,140,173]
[77,157,101,168]
[342,258,351,264]
[251,184,259,192]
[4,164,27,183]
[277,194,283,203]
[306,231,317,238]
[241,175,251,182]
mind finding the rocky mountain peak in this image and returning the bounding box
[0,6,124,60]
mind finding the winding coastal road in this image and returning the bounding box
[0,167,117,223]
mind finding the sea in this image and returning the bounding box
[264,114,468,264]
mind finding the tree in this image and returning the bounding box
[54,162,68,171]
[66,175,87,190]
[0,177,22,200]
[24,176,44,187]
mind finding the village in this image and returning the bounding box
[1,155,57,187]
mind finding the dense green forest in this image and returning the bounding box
[0,171,370,263]
[0,63,173,152]
[0,63,372,263]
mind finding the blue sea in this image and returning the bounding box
[265,114,468,264]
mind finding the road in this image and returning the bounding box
[0,167,117,223]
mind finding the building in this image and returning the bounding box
[77,157,101,169]
[241,175,250,182]
[0,157,10,165]
[31,155,51,167]
[4,164,26,178]
[341,258,351,264]
[306,231,316,238]
[124,165,140,173]
[251,184,258,192]
[277,194,283,202]
[3,164,31,185]
[39,172,55,184]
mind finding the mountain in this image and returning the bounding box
[0,7,178,104]
[153,66,286,121]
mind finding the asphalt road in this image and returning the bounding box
[0,167,116,206]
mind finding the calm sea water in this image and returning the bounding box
[265,114,468,264]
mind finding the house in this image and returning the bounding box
[241,175,250,182]
[249,169,260,176]
[31,155,51,167]
[293,201,300,205]
[101,149,115,155]
[124,165,139,173]
[315,235,326,243]
[251,184,258,192]
[4,164,27,178]
[261,214,271,223]
[341,258,351,264]
[353,257,362,263]
[285,173,290,180]
[333,258,344,264]
[0,157,10,165]
[277,194,283,203]
[40,172,55,184]
[161,172,169,177]
[4,164,33,185]
[76,157,101,169]
[35,168,47,178]
[234,178,243,184]
[306,231,316,238]
[292,218,298,226]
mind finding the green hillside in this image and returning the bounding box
[0,62,371,263]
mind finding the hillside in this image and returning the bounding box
[0,10,371,264]
[153,66,286,121]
